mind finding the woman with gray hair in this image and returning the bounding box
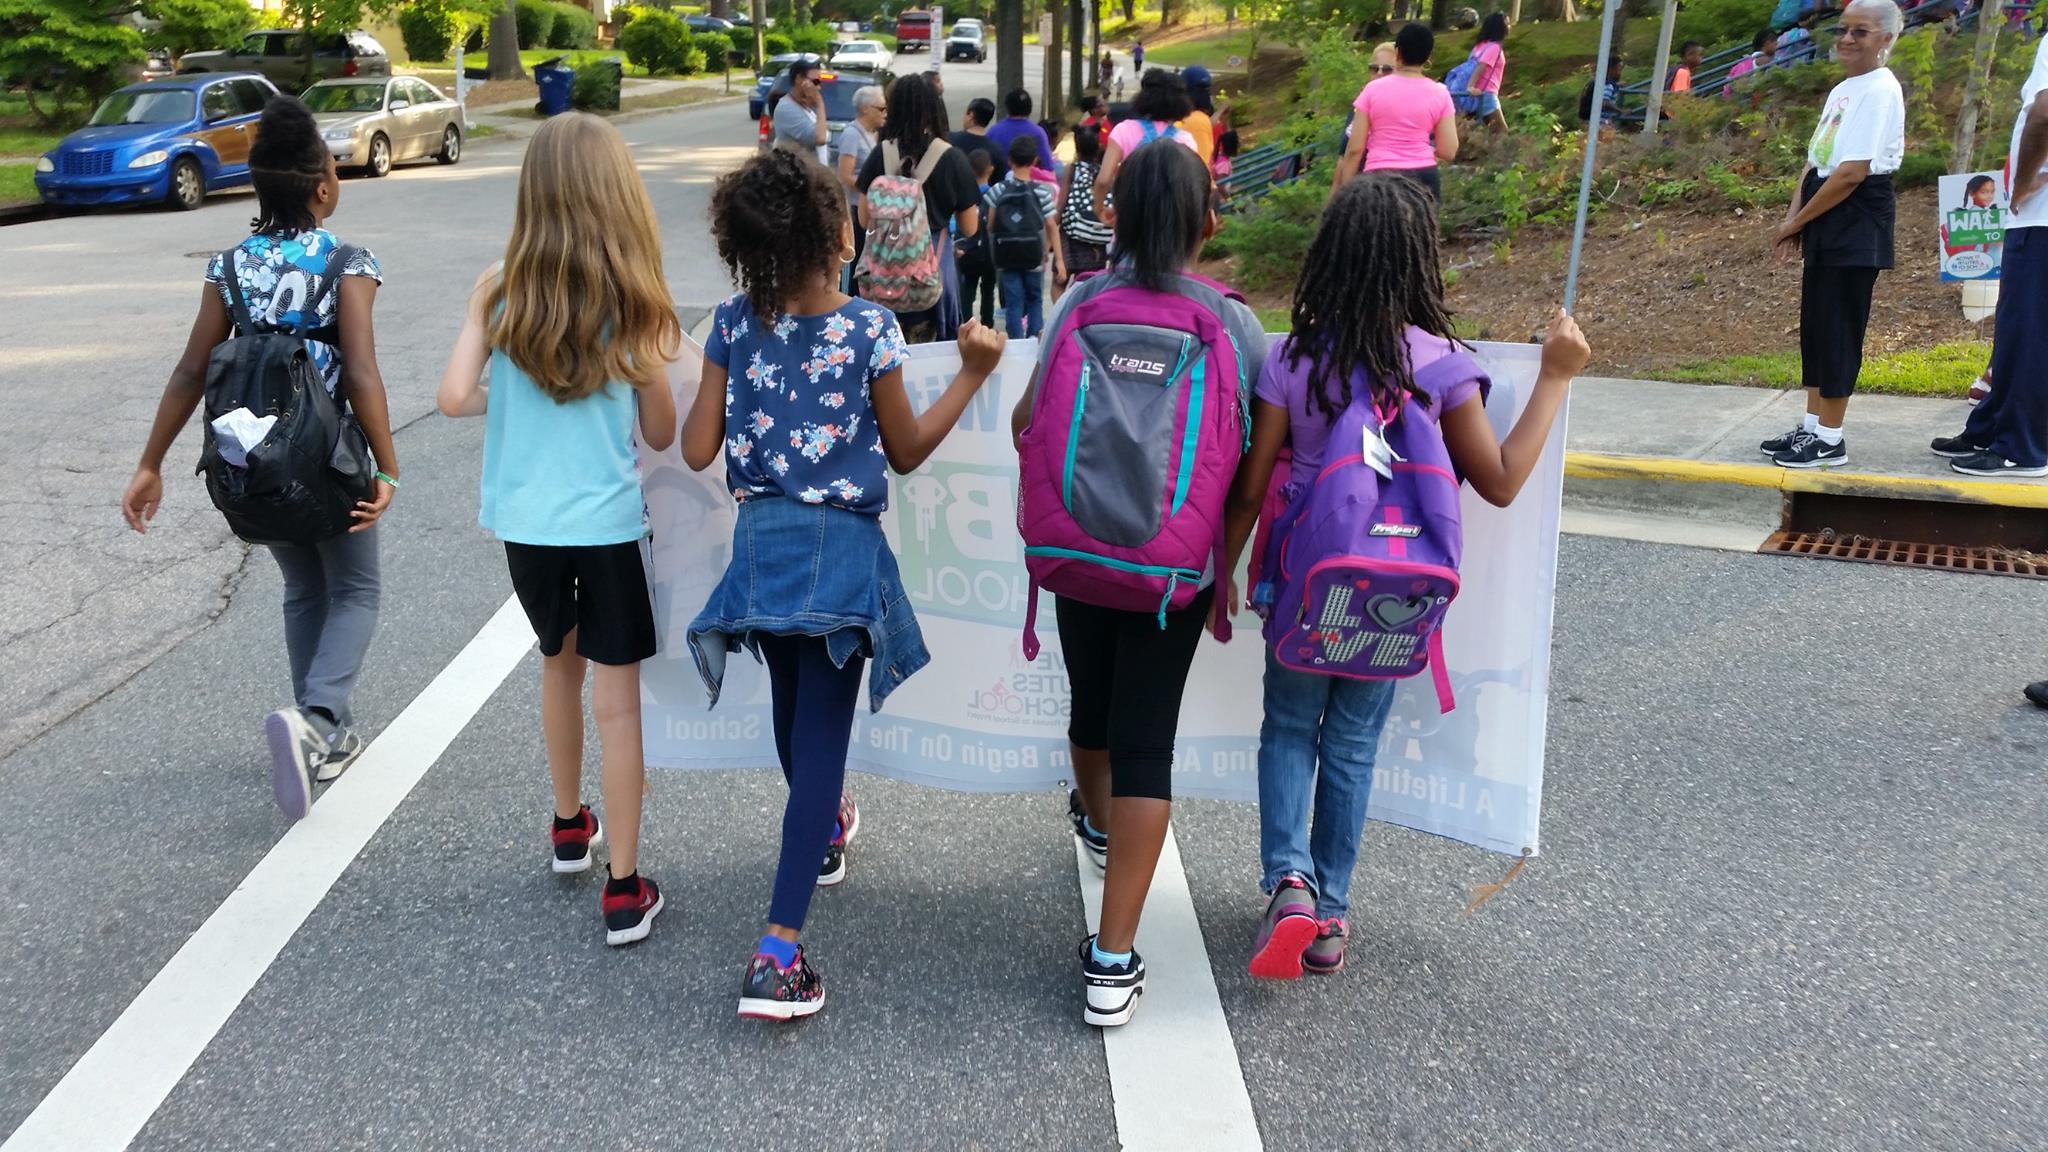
[1762,0,1906,469]
[837,83,887,280]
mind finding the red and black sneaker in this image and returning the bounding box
[737,946,825,1021]
[551,805,605,875]
[818,792,860,887]
[600,873,663,946]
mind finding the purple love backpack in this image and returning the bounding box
[1252,347,1489,712]
[1017,269,1250,660]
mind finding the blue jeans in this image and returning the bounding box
[1256,650,1396,921]
[998,267,1044,338]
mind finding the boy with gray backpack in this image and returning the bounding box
[984,133,1066,337]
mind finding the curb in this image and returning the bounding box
[1564,452,2048,512]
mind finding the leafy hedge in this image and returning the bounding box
[514,0,556,49]
[762,31,794,57]
[548,2,597,49]
[571,57,621,110]
[398,4,461,62]
[618,9,707,75]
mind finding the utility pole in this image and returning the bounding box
[1044,0,1064,113]
[1643,0,1678,135]
[1068,0,1085,106]
[1953,0,2004,170]
[752,0,766,82]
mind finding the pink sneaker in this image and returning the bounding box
[1248,877,1319,980]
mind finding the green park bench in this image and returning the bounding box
[1219,143,1309,212]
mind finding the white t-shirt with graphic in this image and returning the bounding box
[1807,68,1905,178]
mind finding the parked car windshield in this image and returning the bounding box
[304,82,385,113]
[88,89,196,126]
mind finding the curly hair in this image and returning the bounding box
[247,96,328,235]
[710,147,847,323]
[1284,174,1461,422]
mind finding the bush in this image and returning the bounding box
[763,30,794,57]
[515,0,556,48]
[548,2,597,48]
[570,57,621,110]
[398,4,461,62]
[619,8,702,74]
[1673,0,1776,53]
[725,27,756,68]
[785,22,833,54]
[1201,164,1333,294]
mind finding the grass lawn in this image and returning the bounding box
[0,163,41,208]
[1667,343,1992,398]
[1145,29,1259,69]
[0,94,71,160]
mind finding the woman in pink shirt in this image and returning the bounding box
[1335,23,1459,202]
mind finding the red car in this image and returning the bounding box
[894,9,934,51]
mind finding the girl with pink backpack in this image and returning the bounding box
[1011,142,1268,1027]
[1219,175,1589,981]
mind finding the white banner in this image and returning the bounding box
[641,338,1561,856]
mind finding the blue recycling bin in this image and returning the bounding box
[533,59,574,116]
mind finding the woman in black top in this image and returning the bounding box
[856,74,980,343]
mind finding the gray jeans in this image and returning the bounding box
[266,525,380,727]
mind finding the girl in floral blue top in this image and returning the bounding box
[682,150,1003,1021]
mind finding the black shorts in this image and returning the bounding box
[1056,586,1215,802]
[503,540,656,666]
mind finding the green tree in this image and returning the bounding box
[0,0,145,125]
[145,0,254,59]
[264,0,409,88]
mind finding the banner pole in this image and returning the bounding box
[1563,2,1623,314]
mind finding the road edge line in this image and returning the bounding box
[1565,451,2048,509]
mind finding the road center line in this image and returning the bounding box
[1075,829,1264,1152]
[2,595,535,1152]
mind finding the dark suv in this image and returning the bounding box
[178,30,391,88]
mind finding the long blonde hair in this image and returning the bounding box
[487,113,680,402]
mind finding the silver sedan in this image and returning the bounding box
[302,76,464,178]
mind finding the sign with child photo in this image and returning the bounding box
[1938,170,2009,282]
[641,338,1561,857]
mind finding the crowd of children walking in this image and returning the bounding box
[120,68,1590,1027]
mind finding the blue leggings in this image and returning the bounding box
[758,632,864,931]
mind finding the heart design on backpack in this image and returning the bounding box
[1366,594,1431,631]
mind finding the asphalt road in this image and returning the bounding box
[4,60,2046,1152]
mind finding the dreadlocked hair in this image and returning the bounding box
[1285,173,1461,422]
[247,96,328,235]
[710,147,847,324]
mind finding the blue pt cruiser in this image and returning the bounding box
[35,73,281,212]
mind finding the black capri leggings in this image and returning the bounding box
[1055,586,1215,802]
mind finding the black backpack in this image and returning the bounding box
[990,178,1047,271]
[956,198,995,276]
[198,243,375,546]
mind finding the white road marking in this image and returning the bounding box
[2,596,534,1152]
[1075,830,1264,1152]
[1561,507,1775,553]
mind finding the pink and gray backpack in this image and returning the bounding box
[1251,347,1488,712]
[1016,270,1252,659]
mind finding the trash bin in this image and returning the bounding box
[533,57,574,116]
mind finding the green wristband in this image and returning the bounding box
[375,471,400,489]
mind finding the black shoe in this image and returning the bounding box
[1069,789,1108,873]
[2025,681,2048,709]
[1080,934,1146,1027]
[1760,425,1806,455]
[1773,432,1846,469]
[738,945,825,1021]
[1930,434,1986,459]
[1950,451,2048,478]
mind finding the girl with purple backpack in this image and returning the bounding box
[1010,142,1268,1027]
[1219,174,1588,980]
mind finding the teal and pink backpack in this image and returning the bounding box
[1016,270,1251,659]
[1250,344,1489,712]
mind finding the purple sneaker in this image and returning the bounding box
[1303,918,1348,975]
[1248,876,1319,980]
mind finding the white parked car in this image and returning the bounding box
[828,39,892,72]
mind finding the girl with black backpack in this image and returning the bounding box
[120,96,398,823]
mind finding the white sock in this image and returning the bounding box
[1815,423,1843,446]
[1802,413,1819,432]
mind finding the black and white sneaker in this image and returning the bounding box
[1760,425,1807,455]
[1951,451,2048,477]
[738,946,825,1021]
[1080,935,1146,1027]
[1773,431,1846,469]
[1069,789,1108,873]
[818,793,859,887]
[264,707,329,822]
[1929,434,1986,459]
[315,727,364,783]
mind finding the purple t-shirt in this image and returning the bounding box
[1253,328,1483,474]
[984,116,1054,171]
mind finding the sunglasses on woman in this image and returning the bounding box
[1368,64,1394,75]
[1836,25,1879,40]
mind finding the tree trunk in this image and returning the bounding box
[488,0,525,81]
[1430,0,1449,31]
[1953,0,2003,169]
[710,0,729,17]
[1068,0,1085,105]
[997,0,1025,104]
[1045,0,1064,113]
[1507,0,1522,23]
[1160,0,1173,29]
[752,0,766,75]
[1121,0,1133,21]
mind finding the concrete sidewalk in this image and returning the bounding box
[1563,378,2048,528]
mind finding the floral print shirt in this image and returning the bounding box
[205,228,382,397]
[705,294,910,516]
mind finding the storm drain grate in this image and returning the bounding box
[1763,531,2048,579]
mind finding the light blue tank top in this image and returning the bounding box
[479,349,644,546]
